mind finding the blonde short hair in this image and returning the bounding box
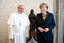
[39,3,48,9]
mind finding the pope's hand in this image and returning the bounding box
[10,38,14,42]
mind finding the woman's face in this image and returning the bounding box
[40,5,47,14]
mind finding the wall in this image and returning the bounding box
[0,0,53,43]
[58,0,64,43]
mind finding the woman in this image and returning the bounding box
[36,3,56,43]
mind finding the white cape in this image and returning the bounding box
[7,12,30,43]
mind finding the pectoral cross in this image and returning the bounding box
[19,23,21,27]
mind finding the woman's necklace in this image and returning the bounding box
[42,14,47,20]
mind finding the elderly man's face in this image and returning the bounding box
[17,5,25,13]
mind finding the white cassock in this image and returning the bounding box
[7,12,30,43]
